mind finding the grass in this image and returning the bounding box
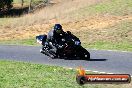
[0,39,37,46]
[0,18,11,26]
[71,0,132,18]
[0,60,131,88]
[75,20,132,51]
[13,0,29,4]
[82,41,132,51]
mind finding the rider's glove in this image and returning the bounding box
[45,42,48,45]
[58,45,64,49]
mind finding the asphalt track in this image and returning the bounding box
[0,45,132,75]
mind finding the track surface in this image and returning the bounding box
[0,45,132,75]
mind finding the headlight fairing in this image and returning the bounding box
[75,41,81,45]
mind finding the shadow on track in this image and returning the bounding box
[88,59,107,61]
[63,58,107,61]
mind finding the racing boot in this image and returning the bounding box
[49,50,58,58]
[40,49,44,53]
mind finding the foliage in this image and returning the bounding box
[0,0,13,11]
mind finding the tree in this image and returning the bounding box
[45,0,50,4]
[21,0,24,7]
[0,0,13,11]
[28,0,32,12]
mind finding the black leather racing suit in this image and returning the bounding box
[47,29,66,56]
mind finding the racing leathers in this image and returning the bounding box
[47,29,66,57]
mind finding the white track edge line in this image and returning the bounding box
[88,49,132,53]
[64,67,132,77]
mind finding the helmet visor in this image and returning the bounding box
[56,29,62,34]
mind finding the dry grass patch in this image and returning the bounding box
[0,0,105,40]
[63,15,132,30]
[0,15,131,41]
[1,0,104,27]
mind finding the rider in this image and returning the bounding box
[47,24,66,58]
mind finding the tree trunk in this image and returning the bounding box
[21,0,24,7]
[29,0,32,12]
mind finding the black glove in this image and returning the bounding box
[56,44,64,49]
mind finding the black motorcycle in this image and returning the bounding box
[36,31,90,60]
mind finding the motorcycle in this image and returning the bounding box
[36,31,90,60]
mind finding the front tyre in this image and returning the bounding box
[78,47,90,60]
[83,51,90,60]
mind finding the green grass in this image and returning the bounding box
[0,60,131,88]
[88,0,132,15]
[82,20,132,51]
[0,39,37,46]
[71,0,132,18]
[83,41,132,51]
[13,0,29,4]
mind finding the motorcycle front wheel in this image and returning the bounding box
[77,46,90,60]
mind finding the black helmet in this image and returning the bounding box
[54,24,63,34]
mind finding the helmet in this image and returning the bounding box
[54,24,63,34]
